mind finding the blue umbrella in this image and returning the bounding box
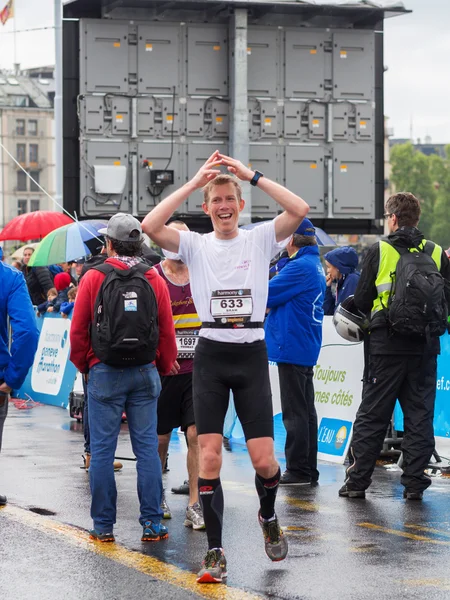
[240,221,336,246]
[28,220,107,267]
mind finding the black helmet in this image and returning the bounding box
[333,296,369,342]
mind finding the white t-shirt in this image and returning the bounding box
[178,221,287,343]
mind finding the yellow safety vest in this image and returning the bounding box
[371,239,442,317]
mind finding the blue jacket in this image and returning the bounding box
[60,301,75,316]
[265,246,326,367]
[0,262,39,389]
[323,246,360,315]
[323,272,360,315]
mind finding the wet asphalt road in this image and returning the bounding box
[2,402,450,600]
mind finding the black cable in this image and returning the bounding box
[163,85,176,171]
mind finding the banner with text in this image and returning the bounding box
[14,312,77,408]
[225,317,365,464]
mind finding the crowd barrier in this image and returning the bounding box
[12,312,450,464]
[14,311,77,408]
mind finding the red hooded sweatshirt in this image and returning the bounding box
[69,257,177,375]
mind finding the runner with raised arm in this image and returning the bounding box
[142,150,310,584]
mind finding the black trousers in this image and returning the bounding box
[0,392,8,452]
[347,353,437,493]
[278,364,319,481]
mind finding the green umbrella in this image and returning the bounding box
[28,220,106,267]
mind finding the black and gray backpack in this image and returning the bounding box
[91,263,159,367]
[387,242,448,339]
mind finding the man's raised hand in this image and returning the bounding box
[217,154,254,182]
[190,150,223,189]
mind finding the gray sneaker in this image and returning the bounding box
[184,502,205,530]
[197,549,227,584]
[161,490,172,519]
[258,511,288,561]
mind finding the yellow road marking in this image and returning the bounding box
[358,522,450,545]
[284,496,337,513]
[0,505,263,600]
[405,524,450,539]
[284,526,310,531]
[400,579,450,591]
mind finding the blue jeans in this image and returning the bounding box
[82,377,90,454]
[88,362,162,533]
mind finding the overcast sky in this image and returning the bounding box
[0,0,448,143]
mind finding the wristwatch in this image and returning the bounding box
[250,170,264,187]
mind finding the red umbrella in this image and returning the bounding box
[0,211,74,242]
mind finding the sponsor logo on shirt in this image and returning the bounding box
[235,259,251,271]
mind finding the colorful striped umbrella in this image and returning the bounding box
[28,220,107,267]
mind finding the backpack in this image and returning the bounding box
[387,241,448,339]
[91,262,159,367]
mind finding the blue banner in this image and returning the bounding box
[393,331,450,438]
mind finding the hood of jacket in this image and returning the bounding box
[324,247,358,274]
[387,226,424,250]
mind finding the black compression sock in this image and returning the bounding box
[198,477,224,550]
[255,467,281,520]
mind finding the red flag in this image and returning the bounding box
[0,0,14,26]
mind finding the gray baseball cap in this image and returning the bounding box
[98,213,143,242]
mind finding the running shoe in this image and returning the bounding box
[258,511,288,562]
[89,529,115,542]
[338,484,366,498]
[184,502,206,530]
[403,489,423,501]
[161,490,172,519]
[196,549,227,584]
[171,480,189,495]
[280,470,311,485]
[141,521,169,542]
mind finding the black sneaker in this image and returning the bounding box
[338,484,366,498]
[403,490,423,501]
[197,549,227,584]
[258,511,288,562]
[171,480,189,495]
[280,471,311,485]
[0,494,6,506]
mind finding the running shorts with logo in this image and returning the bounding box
[193,337,274,441]
[157,372,194,435]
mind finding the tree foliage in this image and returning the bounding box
[390,143,450,249]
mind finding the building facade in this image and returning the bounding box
[0,69,55,230]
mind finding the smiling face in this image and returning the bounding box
[202,182,245,240]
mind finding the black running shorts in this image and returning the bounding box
[193,337,274,441]
[157,373,195,435]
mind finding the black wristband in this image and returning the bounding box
[250,170,264,187]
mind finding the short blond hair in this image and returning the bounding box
[203,174,242,205]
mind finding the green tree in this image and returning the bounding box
[389,143,437,238]
[430,145,450,249]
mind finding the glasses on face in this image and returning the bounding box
[383,213,394,220]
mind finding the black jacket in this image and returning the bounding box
[354,227,450,355]
[22,266,54,306]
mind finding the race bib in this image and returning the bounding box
[176,330,199,359]
[210,289,253,325]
